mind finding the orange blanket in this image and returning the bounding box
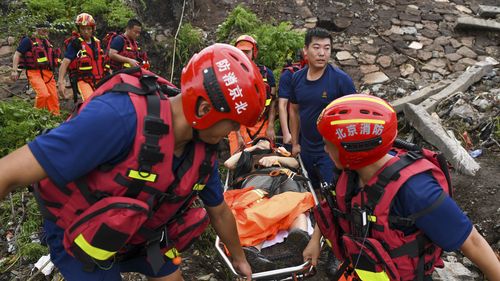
[224,186,314,246]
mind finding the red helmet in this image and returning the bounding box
[235,35,258,60]
[181,43,266,130]
[317,94,398,170]
[75,13,96,28]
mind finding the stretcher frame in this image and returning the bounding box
[215,154,321,280]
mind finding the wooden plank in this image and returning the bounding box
[390,80,450,113]
[419,61,494,113]
[455,17,500,31]
[403,103,480,176]
[478,5,500,18]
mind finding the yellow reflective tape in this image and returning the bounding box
[165,247,179,259]
[354,269,390,281]
[192,183,205,191]
[127,169,157,182]
[74,234,116,261]
[123,63,131,68]
[326,96,395,113]
[79,66,93,71]
[37,57,48,63]
[263,78,268,82]
[331,190,336,196]
[126,47,132,50]
[265,98,272,106]
[325,239,332,248]
[368,215,377,222]
[252,189,266,198]
[330,119,385,125]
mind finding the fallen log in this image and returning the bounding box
[390,80,451,113]
[478,5,500,18]
[455,17,500,31]
[403,103,480,176]
[419,60,495,113]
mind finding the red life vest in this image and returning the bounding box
[314,142,452,281]
[33,68,216,272]
[18,37,61,70]
[66,35,105,85]
[281,62,303,75]
[107,34,149,71]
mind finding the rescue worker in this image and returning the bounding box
[288,27,356,189]
[0,43,265,280]
[58,13,104,102]
[107,19,149,72]
[227,35,277,154]
[11,21,60,115]
[303,94,500,281]
[277,49,307,150]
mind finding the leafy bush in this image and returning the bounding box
[1,0,136,38]
[216,4,261,42]
[217,5,304,77]
[0,99,65,157]
[176,23,204,67]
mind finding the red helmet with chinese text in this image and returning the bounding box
[317,94,398,170]
[235,35,258,60]
[181,43,266,130]
[75,13,96,28]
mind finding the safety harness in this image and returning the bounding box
[18,36,61,71]
[103,33,149,72]
[314,140,452,281]
[65,34,105,88]
[33,68,215,273]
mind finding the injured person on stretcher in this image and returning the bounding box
[224,138,315,272]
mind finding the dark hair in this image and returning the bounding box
[305,27,332,47]
[127,19,142,29]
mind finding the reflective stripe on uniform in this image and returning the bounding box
[127,169,157,182]
[192,183,205,191]
[74,234,116,260]
[354,269,390,281]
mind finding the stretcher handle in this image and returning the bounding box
[297,154,320,205]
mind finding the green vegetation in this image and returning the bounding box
[217,4,305,75]
[1,0,135,38]
[176,23,204,68]
[0,99,64,266]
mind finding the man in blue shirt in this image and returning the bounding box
[305,94,500,281]
[0,44,266,281]
[108,19,149,72]
[288,28,356,188]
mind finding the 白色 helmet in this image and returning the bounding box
[317,94,398,169]
[181,43,266,130]
[75,13,96,28]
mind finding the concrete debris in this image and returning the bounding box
[455,17,500,32]
[478,5,500,18]
[390,80,450,113]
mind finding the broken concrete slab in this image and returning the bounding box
[419,60,496,112]
[362,71,389,85]
[390,80,450,113]
[403,104,480,176]
[455,17,500,32]
[478,5,500,18]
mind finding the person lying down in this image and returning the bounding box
[224,138,314,272]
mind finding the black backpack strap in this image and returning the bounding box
[365,151,423,211]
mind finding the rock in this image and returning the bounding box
[453,63,467,72]
[416,35,434,46]
[456,46,477,59]
[485,46,500,57]
[418,50,433,61]
[455,5,473,14]
[422,58,449,75]
[434,261,478,281]
[333,18,353,30]
[399,13,421,22]
[304,22,316,29]
[0,45,12,57]
[400,63,415,77]
[392,54,408,66]
[445,53,463,61]
[305,17,318,23]
[472,98,491,111]
[420,29,441,39]
[7,36,16,45]
[338,59,359,66]
[363,71,390,85]
[457,57,478,66]
[278,6,293,14]
[359,43,380,54]
[401,26,418,35]
[155,34,168,42]
[390,25,404,35]
[449,99,482,121]
[422,13,443,21]
[422,20,439,31]
[359,53,377,64]
[434,36,450,46]
[336,51,354,60]
[377,55,392,68]
[460,37,475,48]
[408,41,423,49]
[360,64,380,74]
[449,38,462,48]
